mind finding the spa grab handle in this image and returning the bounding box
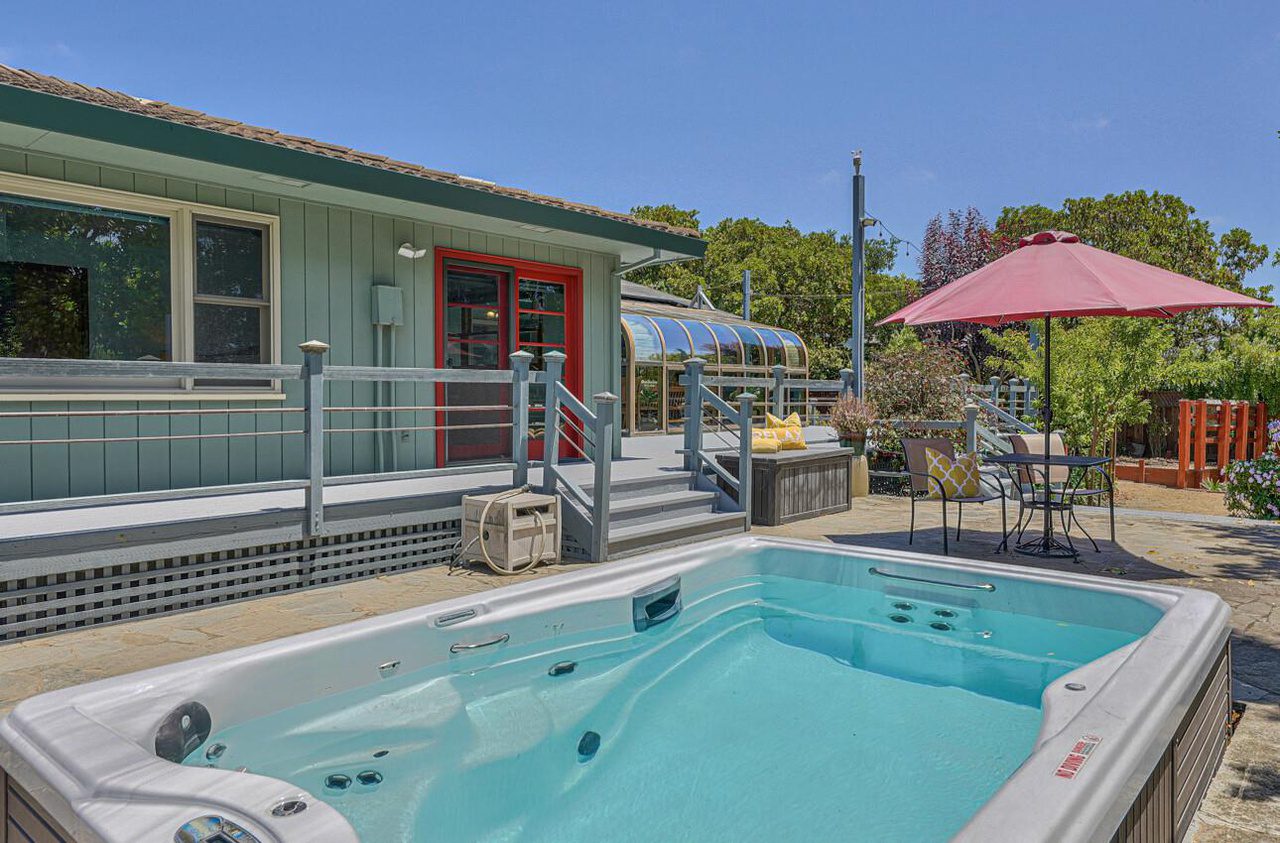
[449,633,509,653]
[868,567,996,592]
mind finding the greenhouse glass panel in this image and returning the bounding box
[681,319,719,362]
[756,327,786,367]
[650,316,693,361]
[706,322,742,364]
[778,330,805,368]
[732,325,766,367]
[623,314,664,363]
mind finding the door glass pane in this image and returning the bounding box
[445,267,502,306]
[195,221,264,299]
[519,312,564,345]
[0,193,170,360]
[446,305,501,342]
[518,279,565,312]
[445,340,500,369]
[194,303,265,364]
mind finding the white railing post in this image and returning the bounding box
[682,358,706,472]
[590,391,617,561]
[300,340,330,537]
[540,350,566,494]
[736,391,755,527]
[771,364,786,417]
[510,350,533,487]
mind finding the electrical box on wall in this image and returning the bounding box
[372,285,404,326]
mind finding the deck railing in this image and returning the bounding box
[0,343,610,544]
[679,358,754,514]
[539,350,615,561]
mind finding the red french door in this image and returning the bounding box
[435,249,582,467]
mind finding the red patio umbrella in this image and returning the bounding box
[878,229,1272,556]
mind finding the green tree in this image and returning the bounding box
[627,206,917,378]
[986,318,1173,456]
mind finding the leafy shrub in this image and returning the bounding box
[1225,420,1280,520]
[866,345,967,456]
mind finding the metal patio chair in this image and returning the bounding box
[901,437,1007,556]
[1008,433,1112,552]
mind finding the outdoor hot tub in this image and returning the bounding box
[0,537,1231,842]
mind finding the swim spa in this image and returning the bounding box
[0,537,1230,843]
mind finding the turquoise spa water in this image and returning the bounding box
[186,570,1162,842]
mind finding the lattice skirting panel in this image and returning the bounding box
[0,518,461,642]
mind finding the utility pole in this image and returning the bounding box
[742,269,752,321]
[850,150,867,397]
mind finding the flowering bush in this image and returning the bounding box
[830,395,878,440]
[866,345,967,456]
[1224,420,1280,520]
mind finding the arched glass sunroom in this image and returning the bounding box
[619,305,810,435]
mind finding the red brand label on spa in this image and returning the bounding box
[1054,734,1102,780]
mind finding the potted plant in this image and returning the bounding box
[831,394,877,455]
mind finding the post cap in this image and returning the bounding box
[838,368,854,376]
[685,357,707,368]
[734,391,756,403]
[298,340,330,354]
[509,349,534,362]
[544,350,567,362]
[593,391,619,403]
[772,364,786,373]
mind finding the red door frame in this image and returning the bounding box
[434,247,583,467]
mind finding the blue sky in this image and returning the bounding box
[3,2,1278,278]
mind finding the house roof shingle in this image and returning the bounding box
[0,65,701,241]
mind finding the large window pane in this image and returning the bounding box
[194,303,264,364]
[650,316,692,361]
[0,193,170,360]
[707,322,742,364]
[517,278,565,312]
[732,325,766,367]
[682,320,719,362]
[444,266,502,305]
[446,305,501,342]
[195,221,264,299]
[623,314,664,363]
[519,312,565,345]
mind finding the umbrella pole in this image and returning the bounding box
[1043,314,1053,549]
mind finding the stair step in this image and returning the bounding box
[583,471,697,501]
[607,489,718,527]
[607,510,747,559]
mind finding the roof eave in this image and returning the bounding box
[0,83,707,259]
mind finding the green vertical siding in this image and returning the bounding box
[0,150,621,501]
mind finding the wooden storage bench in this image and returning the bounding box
[716,448,855,526]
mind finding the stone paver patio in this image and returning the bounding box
[0,495,1277,840]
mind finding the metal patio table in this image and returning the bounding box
[984,453,1114,560]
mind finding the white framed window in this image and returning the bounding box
[0,171,281,399]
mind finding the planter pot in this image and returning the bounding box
[839,434,867,456]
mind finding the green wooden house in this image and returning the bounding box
[0,66,704,503]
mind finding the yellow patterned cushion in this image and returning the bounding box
[923,447,981,499]
[766,412,802,429]
[751,435,781,454]
[764,411,806,450]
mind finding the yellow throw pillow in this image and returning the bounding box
[766,412,802,429]
[923,447,981,499]
[764,411,806,450]
[751,436,781,454]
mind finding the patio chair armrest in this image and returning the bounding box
[903,469,949,500]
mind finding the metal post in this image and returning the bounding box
[682,358,706,472]
[964,403,979,454]
[510,350,533,487]
[736,391,755,528]
[541,350,566,494]
[771,364,786,417]
[742,269,752,321]
[590,392,617,561]
[300,340,329,537]
[850,151,866,397]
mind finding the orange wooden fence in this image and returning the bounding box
[1175,399,1268,488]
